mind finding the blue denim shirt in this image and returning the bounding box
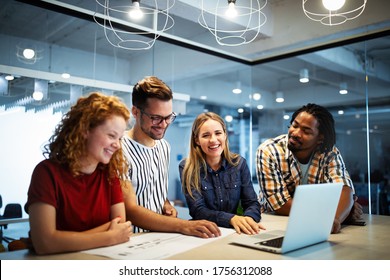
[179,156,261,228]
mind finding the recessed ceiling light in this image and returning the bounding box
[33,91,44,101]
[253,93,261,100]
[225,115,233,123]
[23,48,35,59]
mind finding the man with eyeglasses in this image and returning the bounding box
[121,76,221,238]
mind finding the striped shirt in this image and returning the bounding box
[122,135,170,232]
[256,134,354,213]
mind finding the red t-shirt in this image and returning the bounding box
[26,159,123,231]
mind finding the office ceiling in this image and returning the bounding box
[0,0,390,133]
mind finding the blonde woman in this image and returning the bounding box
[180,112,265,234]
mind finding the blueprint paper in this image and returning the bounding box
[82,227,235,260]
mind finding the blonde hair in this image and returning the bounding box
[182,112,239,198]
[44,92,130,183]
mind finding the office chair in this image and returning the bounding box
[0,203,23,243]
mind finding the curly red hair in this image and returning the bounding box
[44,92,130,183]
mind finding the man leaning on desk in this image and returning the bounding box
[121,76,221,239]
[256,103,364,234]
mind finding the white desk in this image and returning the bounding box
[0,214,389,260]
[167,214,390,260]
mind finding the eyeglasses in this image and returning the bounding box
[139,108,177,125]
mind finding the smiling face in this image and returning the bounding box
[136,98,173,141]
[196,119,227,167]
[82,115,127,173]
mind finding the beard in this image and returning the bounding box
[287,134,302,152]
[139,117,168,140]
[142,124,167,140]
[287,142,299,153]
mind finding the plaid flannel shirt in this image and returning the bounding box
[256,134,354,212]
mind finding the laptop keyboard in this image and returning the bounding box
[256,237,284,248]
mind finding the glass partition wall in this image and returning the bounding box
[250,39,390,215]
[0,0,389,216]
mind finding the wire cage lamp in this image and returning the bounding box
[94,0,175,50]
[198,0,267,47]
[16,44,44,65]
[303,0,367,26]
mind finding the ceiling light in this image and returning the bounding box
[199,0,267,46]
[275,91,284,103]
[23,48,35,59]
[253,93,261,101]
[338,110,344,115]
[322,0,345,11]
[238,108,244,113]
[61,73,71,79]
[225,1,238,18]
[299,68,309,83]
[129,1,143,20]
[16,45,43,64]
[283,114,290,120]
[33,79,48,101]
[257,105,264,110]
[200,95,207,100]
[303,0,367,26]
[339,82,348,94]
[225,115,233,123]
[32,91,44,101]
[94,0,175,50]
[232,81,242,94]
[5,75,14,81]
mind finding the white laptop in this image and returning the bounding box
[232,183,343,254]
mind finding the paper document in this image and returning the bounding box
[83,227,234,260]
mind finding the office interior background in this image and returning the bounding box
[0,0,389,218]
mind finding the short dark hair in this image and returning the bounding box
[131,76,173,109]
[290,103,335,152]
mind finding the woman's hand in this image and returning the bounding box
[108,217,133,245]
[230,215,266,235]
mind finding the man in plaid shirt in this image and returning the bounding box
[256,103,363,233]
